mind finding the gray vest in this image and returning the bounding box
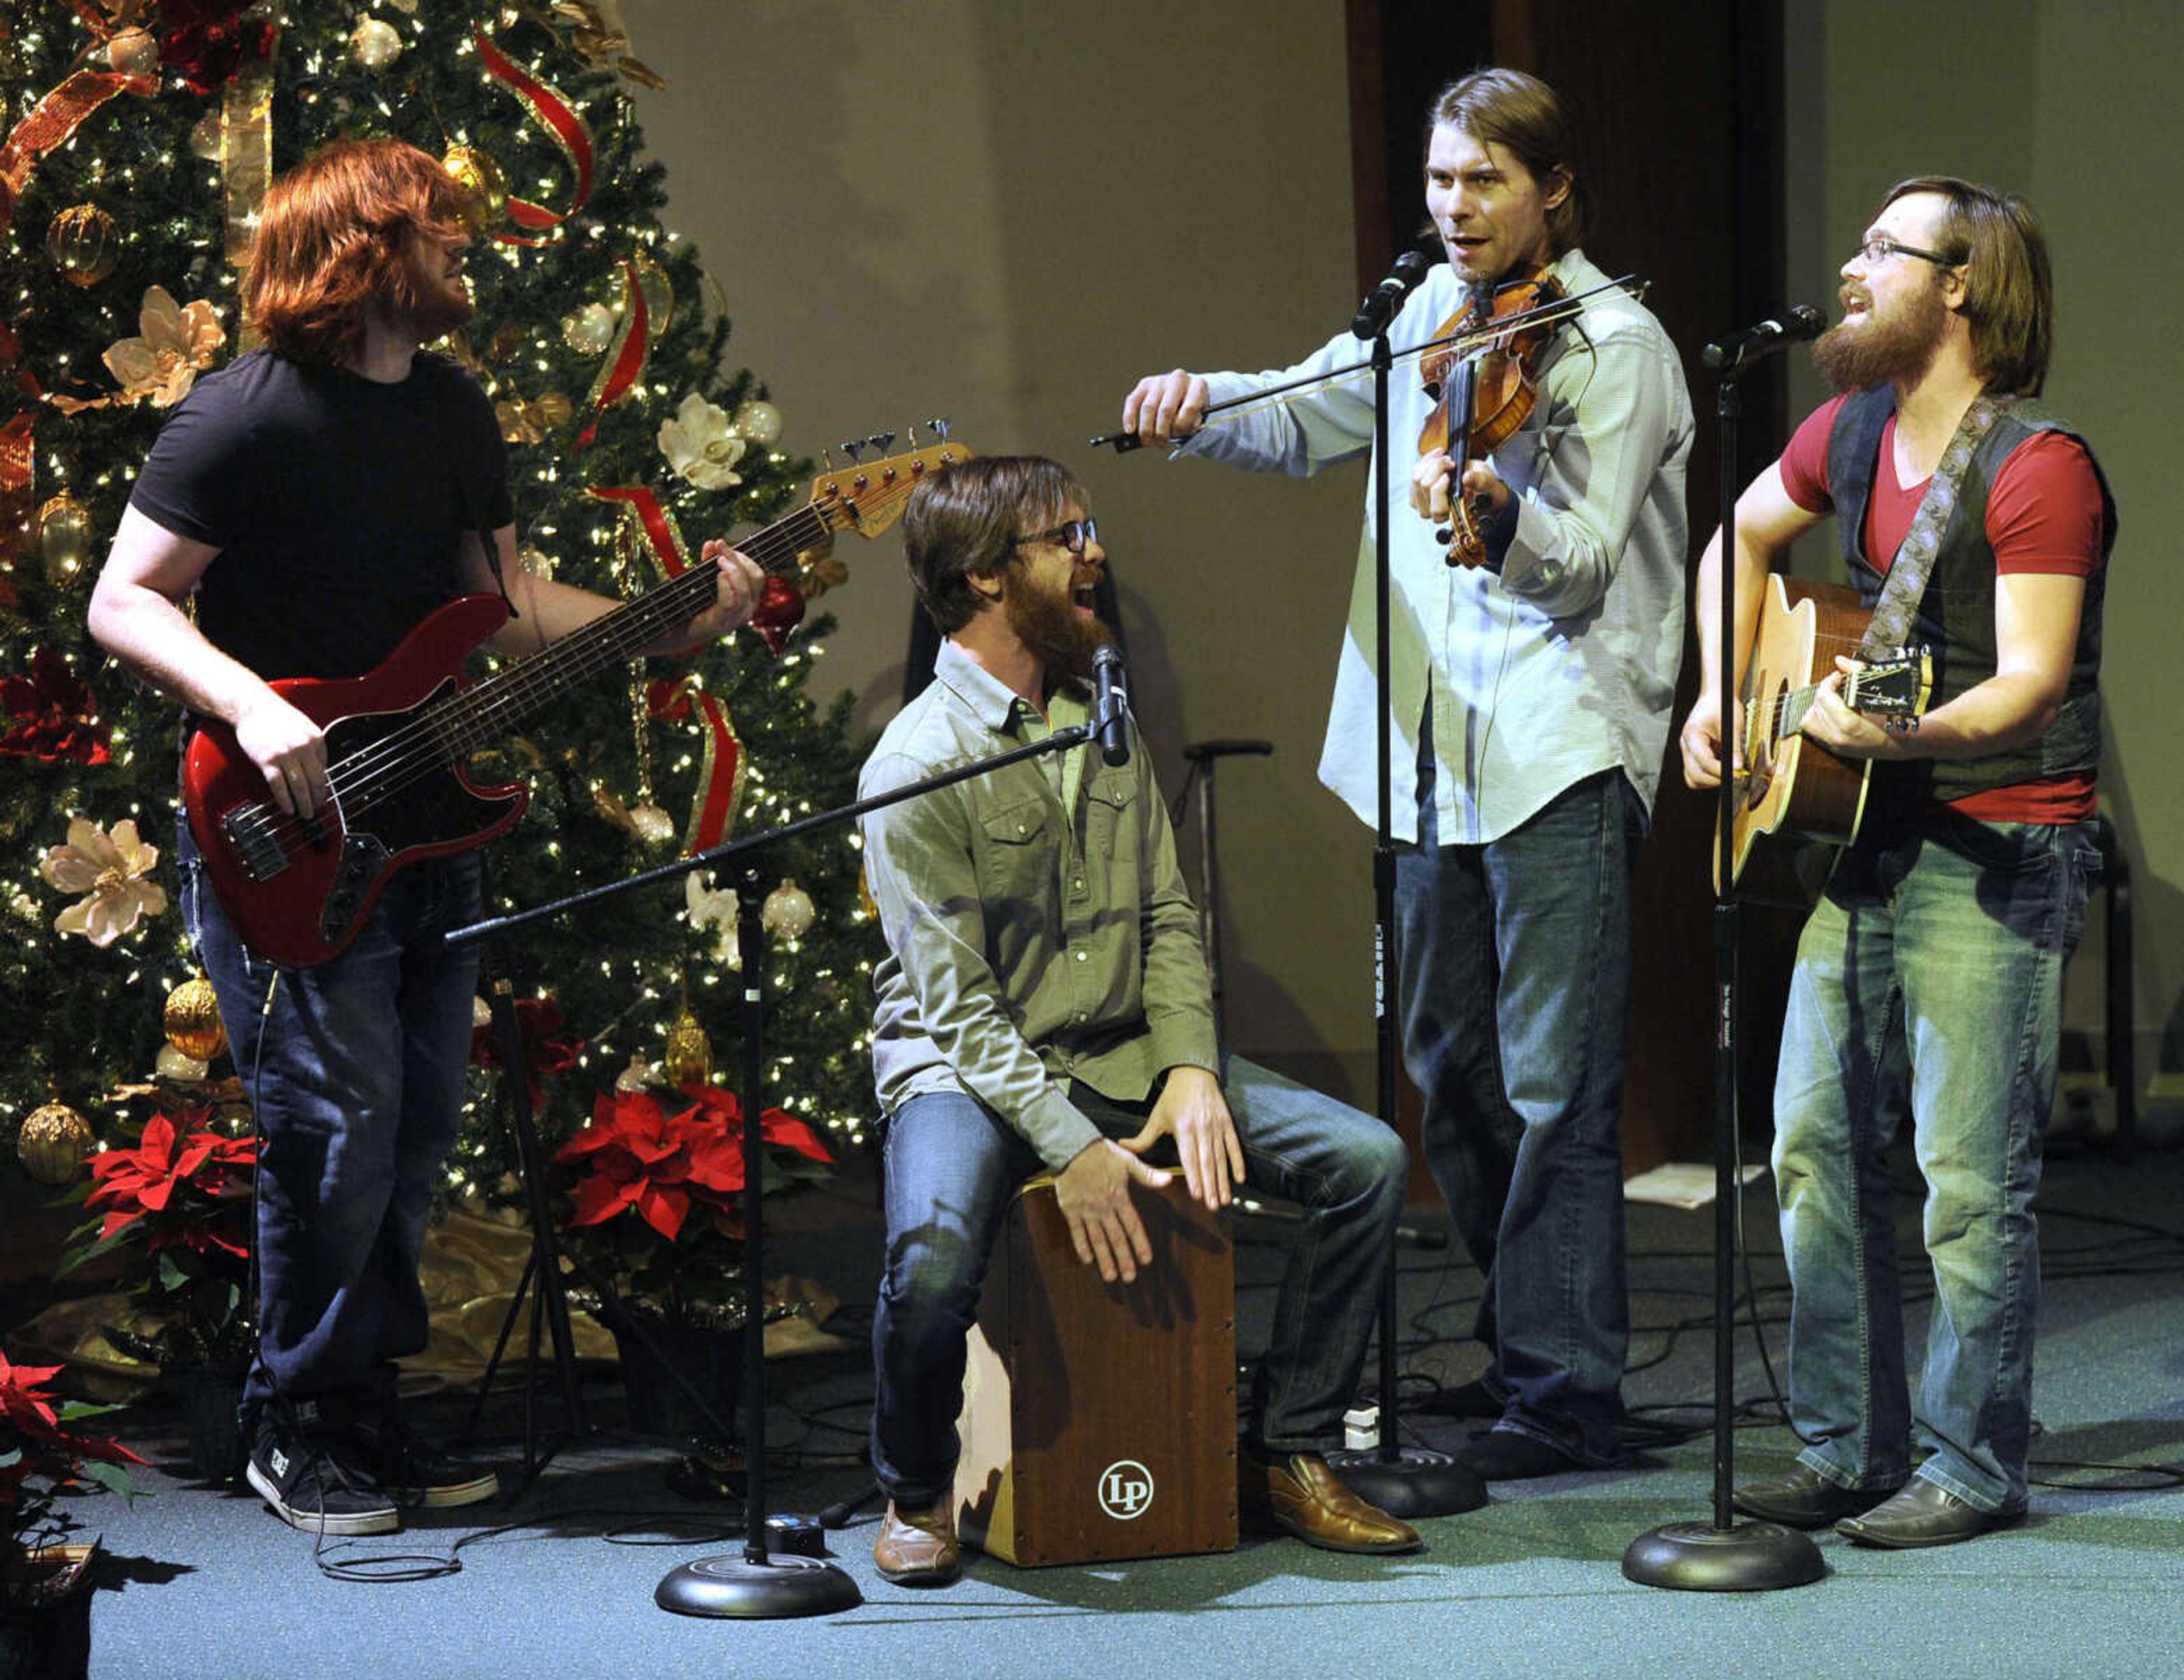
[1825,384,2114,805]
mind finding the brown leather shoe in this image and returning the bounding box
[1239,1449,1425,1555]
[872,1497,961,1585]
[1731,1466,1902,1530]
[1835,1478,2024,1549]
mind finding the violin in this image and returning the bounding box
[1417,266,1563,568]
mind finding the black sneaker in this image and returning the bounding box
[366,1426,500,1509]
[245,1402,399,1536]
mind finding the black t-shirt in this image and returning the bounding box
[129,347,515,682]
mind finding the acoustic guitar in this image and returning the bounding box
[184,440,972,969]
[1716,573,1931,891]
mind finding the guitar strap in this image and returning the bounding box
[1854,390,2011,661]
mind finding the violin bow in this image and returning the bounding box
[1093,275,1645,453]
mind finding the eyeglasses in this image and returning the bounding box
[1011,517,1099,556]
[1856,234,1962,268]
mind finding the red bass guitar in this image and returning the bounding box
[184,440,971,968]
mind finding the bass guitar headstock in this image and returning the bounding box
[746,427,976,654]
[809,425,976,541]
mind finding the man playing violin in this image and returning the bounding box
[1680,179,2112,1547]
[1121,68,1692,1482]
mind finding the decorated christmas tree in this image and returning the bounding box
[1,3,892,1210]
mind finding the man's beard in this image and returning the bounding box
[1007,576,1112,688]
[402,282,475,345]
[1811,280,1947,394]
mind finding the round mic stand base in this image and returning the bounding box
[1620,1518,1824,1592]
[655,1552,863,1620]
[1324,1446,1487,1518]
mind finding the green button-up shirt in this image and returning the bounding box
[860,639,1219,1169]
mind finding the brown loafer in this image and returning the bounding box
[1835,1479,2024,1549]
[1240,1449,1424,1555]
[873,1497,962,1585]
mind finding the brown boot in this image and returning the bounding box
[1239,1449,1425,1555]
[872,1497,962,1585]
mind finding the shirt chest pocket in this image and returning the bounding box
[1082,774,1138,874]
[977,795,1058,904]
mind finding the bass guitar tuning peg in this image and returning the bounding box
[866,432,896,456]
[926,416,951,442]
[839,439,866,464]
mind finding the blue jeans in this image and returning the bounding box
[178,820,482,1422]
[871,1057,1407,1507]
[1395,767,1644,1463]
[1772,811,2099,1513]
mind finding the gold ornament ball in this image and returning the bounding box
[561,303,616,357]
[762,878,816,940]
[351,18,403,70]
[106,27,162,77]
[734,400,784,449]
[39,493,96,588]
[662,1006,713,1088]
[189,111,224,162]
[164,973,229,1063]
[19,1100,94,1186]
[46,204,120,288]
[443,144,509,229]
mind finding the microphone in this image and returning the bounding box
[1351,250,1434,341]
[1091,643,1131,768]
[1702,304,1827,370]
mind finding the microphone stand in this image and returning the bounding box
[1319,308,1483,1519]
[1620,351,1823,1590]
[444,721,1106,1620]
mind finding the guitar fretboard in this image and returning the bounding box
[427,499,842,755]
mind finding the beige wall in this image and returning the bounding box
[634,0,1379,1096]
[633,0,2183,1101]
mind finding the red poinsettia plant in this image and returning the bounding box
[469,995,582,1118]
[0,644,111,766]
[154,0,279,96]
[1,1350,142,1568]
[553,1084,832,1328]
[60,1107,258,1372]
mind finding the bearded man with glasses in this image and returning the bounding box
[1681,177,2115,1548]
[856,455,1420,1584]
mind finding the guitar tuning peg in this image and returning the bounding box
[840,439,865,464]
[927,416,950,442]
[820,448,835,471]
[905,420,921,445]
[866,432,896,456]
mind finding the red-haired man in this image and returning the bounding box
[88,138,764,1536]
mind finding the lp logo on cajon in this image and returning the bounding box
[1098,1460,1155,1521]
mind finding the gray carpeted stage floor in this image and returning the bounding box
[32,1135,2184,1680]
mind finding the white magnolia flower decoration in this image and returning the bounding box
[684,870,742,970]
[39,816,168,947]
[657,392,747,490]
[102,285,225,407]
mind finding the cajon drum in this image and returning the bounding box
[952,1173,1237,1566]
